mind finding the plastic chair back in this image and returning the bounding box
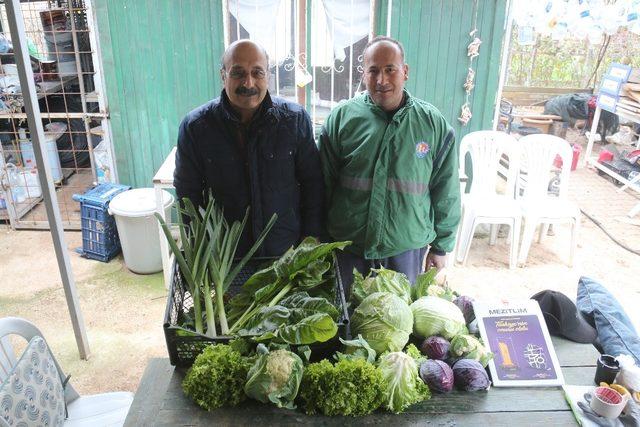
[519,134,573,201]
[460,130,520,199]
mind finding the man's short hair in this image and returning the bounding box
[220,39,270,71]
[363,36,405,63]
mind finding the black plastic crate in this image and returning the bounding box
[163,254,350,367]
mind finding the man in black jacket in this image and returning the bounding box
[174,40,324,256]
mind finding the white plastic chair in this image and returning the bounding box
[455,131,522,269]
[0,317,133,427]
[517,135,580,267]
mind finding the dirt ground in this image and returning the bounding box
[0,129,639,396]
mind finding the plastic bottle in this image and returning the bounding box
[5,163,26,203]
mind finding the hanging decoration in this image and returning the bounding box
[459,2,481,126]
[463,68,476,93]
[514,0,640,45]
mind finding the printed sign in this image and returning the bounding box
[600,76,623,96]
[606,63,632,82]
[474,300,564,387]
[597,93,618,113]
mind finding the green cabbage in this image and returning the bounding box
[351,267,412,304]
[411,296,467,339]
[378,351,431,413]
[244,346,304,409]
[351,292,413,354]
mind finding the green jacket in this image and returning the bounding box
[319,91,461,259]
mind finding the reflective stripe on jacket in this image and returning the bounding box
[319,91,460,259]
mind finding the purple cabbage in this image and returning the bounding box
[452,359,490,391]
[420,336,450,360]
[453,296,476,324]
[419,359,454,394]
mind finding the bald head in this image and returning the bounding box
[220,40,270,123]
[221,39,269,71]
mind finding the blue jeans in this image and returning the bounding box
[577,276,640,364]
[336,247,427,299]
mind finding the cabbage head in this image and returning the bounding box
[351,267,412,305]
[411,296,467,339]
[351,292,413,354]
[244,346,304,409]
[378,352,430,413]
[450,334,494,367]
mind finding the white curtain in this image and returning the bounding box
[228,0,370,67]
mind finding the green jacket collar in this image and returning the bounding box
[363,89,415,122]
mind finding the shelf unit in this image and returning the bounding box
[584,64,640,218]
[0,0,113,229]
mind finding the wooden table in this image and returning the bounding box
[124,337,598,426]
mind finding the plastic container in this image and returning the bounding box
[108,188,173,274]
[40,9,76,75]
[4,164,26,203]
[73,183,131,262]
[18,168,41,199]
[19,128,63,184]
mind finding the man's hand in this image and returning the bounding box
[425,251,448,272]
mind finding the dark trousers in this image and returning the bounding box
[336,247,428,300]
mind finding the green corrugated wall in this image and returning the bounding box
[94,0,225,188]
[95,1,506,186]
[379,0,507,139]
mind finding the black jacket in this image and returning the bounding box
[174,90,324,256]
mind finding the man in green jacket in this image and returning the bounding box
[319,36,461,290]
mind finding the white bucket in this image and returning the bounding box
[108,188,174,274]
[20,135,63,183]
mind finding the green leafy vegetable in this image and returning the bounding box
[351,292,413,354]
[412,268,457,301]
[298,359,385,416]
[228,237,350,334]
[404,343,426,365]
[237,292,339,345]
[410,296,467,339]
[378,351,431,413]
[333,334,377,363]
[352,266,412,305]
[244,345,304,409]
[182,344,250,410]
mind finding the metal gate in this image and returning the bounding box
[224,0,374,134]
[0,0,112,229]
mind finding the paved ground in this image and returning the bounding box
[0,130,639,395]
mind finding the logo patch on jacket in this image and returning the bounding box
[415,141,430,159]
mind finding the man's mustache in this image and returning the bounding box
[236,86,259,96]
[375,85,392,92]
